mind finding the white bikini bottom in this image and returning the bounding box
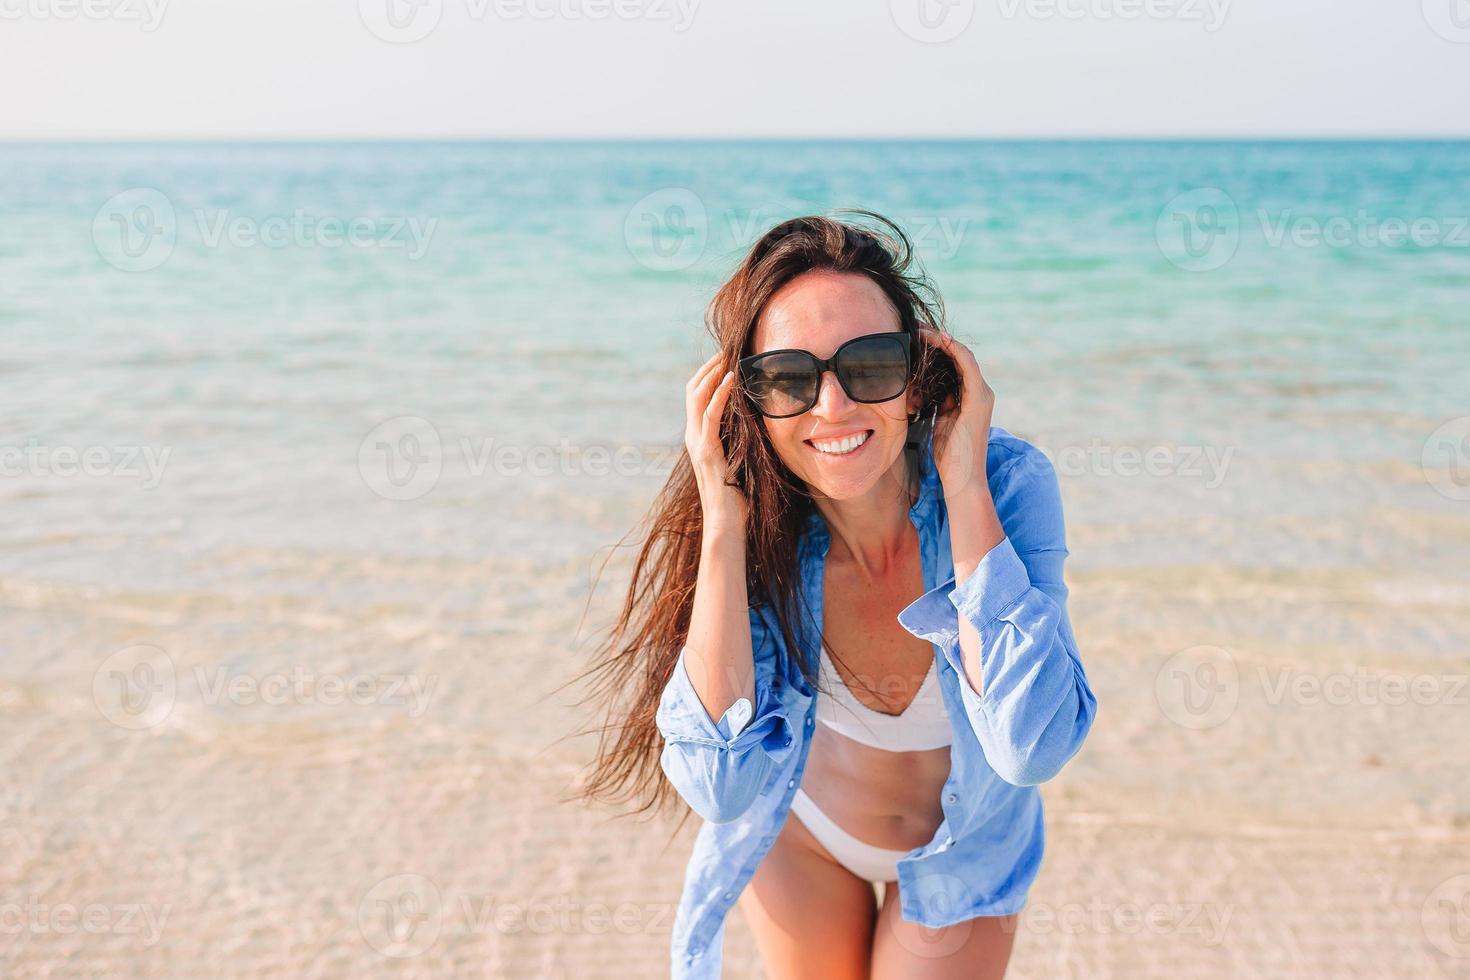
[788,787,913,884]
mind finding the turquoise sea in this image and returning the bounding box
[4,140,1467,564]
[1,141,1467,976]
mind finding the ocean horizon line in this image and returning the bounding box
[4,134,1470,146]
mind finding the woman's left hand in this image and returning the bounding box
[919,327,994,499]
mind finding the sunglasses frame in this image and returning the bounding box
[737,330,914,420]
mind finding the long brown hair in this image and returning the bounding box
[560,209,960,825]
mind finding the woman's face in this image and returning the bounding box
[750,269,917,502]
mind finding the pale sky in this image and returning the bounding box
[1,0,1466,139]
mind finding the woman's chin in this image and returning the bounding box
[796,443,906,501]
[805,477,871,503]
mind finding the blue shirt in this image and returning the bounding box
[654,424,1098,979]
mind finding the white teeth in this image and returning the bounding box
[812,430,870,455]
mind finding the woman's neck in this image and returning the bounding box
[813,454,918,580]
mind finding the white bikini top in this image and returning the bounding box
[813,644,952,751]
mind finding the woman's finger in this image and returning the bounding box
[688,366,731,449]
[922,326,965,358]
[702,371,735,430]
[693,361,728,414]
[686,357,725,419]
[686,351,722,392]
[921,327,982,379]
[686,359,721,443]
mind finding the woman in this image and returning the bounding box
[573,211,1097,979]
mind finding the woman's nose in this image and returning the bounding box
[810,369,853,419]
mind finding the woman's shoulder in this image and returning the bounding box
[985,427,1056,487]
[983,427,1067,548]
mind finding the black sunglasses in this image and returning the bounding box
[738,331,913,419]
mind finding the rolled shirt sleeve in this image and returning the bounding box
[654,608,802,823]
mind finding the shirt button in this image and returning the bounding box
[805,716,814,727]
[787,778,796,788]
[690,945,703,957]
[944,793,958,805]
[723,891,734,901]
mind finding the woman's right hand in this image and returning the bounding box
[685,352,749,536]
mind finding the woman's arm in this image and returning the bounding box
[944,448,1097,786]
[676,354,757,722]
[655,587,802,823]
[653,355,800,823]
[946,471,1007,701]
[655,578,799,822]
[911,328,1096,785]
[679,525,756,723]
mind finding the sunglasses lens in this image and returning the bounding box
[838,335,909,402]
[744,351,819,417]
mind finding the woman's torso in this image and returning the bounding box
[800,522,953,851]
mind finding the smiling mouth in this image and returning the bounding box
[805,429,874,457]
